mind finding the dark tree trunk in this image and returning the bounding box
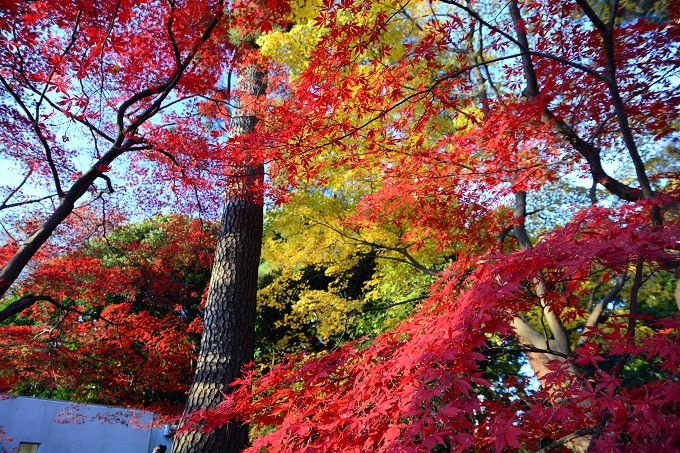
[172,65,265,453]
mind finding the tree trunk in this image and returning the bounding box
[172,65,265,453]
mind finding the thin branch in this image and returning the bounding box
[625,259,644,338]
[577,273,627,346]
[535,428,594,453]
[586,260,645,451]
[0,1,227,302]
[117,1,224,135]
[575,0,656,211]
[439,0,607,82]
[574,0,608,33]
[301,52,527,155]
[608,0,620,29]
[362,295,426,312]
[0,294,117,325]
[0,168,32,209]
[505,1,645,202]
[485,344,572,360]
[0,73,64,198]
[303,215,440,276]
[0,193,60,210]
[166,0,182,67]
[25,82,115,143]
[35,9,83,114]
[0,295,46,322]
[586,409,610,452]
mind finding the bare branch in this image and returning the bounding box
[362,295,426,312]
[0,193,60,210]
[0,168,33,209]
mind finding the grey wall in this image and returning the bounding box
[0,396,173,453]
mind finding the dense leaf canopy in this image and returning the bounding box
[1,0,679,452]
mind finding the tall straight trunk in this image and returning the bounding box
[173,65,265,453]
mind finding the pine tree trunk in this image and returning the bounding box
[172,65,265,453]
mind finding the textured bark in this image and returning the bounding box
[675,267,680,312]
[172,65,265,453]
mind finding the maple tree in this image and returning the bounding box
[176,0,680,451]
[0,215,214,415]
[0,0,290,317]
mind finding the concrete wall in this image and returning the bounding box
[0,396,173,453]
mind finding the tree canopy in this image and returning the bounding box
[1,0,679,452]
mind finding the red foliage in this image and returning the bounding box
[0,216,216,416]
[0,0,678,450]
[182,202,680,452]
[172,0,680,451]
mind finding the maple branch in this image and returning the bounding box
[303,215,439,276]
[535,428,594,453]
[24,82,115,143]
[0,295,46,323]
[167,0,183,68]
[586,409,611,452]
[35,8,82,115]
[574,0,656,211]
[506,2,645,203]
[466,19,491,116]
[510,189,571,355]
[362,295,426,312]
[118,1,224,134]
[0,73,65,198]
[577,274,627,347]
[0,294,115,325]
[484,344,571,360]
[303,52,525,154]
[475,22,501,99]
[574,0,608,34]
[0,168,32,209]
[625,259,644,338]
[0,194,60,211]
[585,260,645,451]
[398,1,424,32]
[608,0,620,27]
[438,0,607,82]
[0,1,227,308]
[511,317,550,351]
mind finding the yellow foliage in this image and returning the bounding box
[255,0,478,355]
[257,20,324,78]
[291,290,362,341]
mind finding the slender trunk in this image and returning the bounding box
[172,65,265,453]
